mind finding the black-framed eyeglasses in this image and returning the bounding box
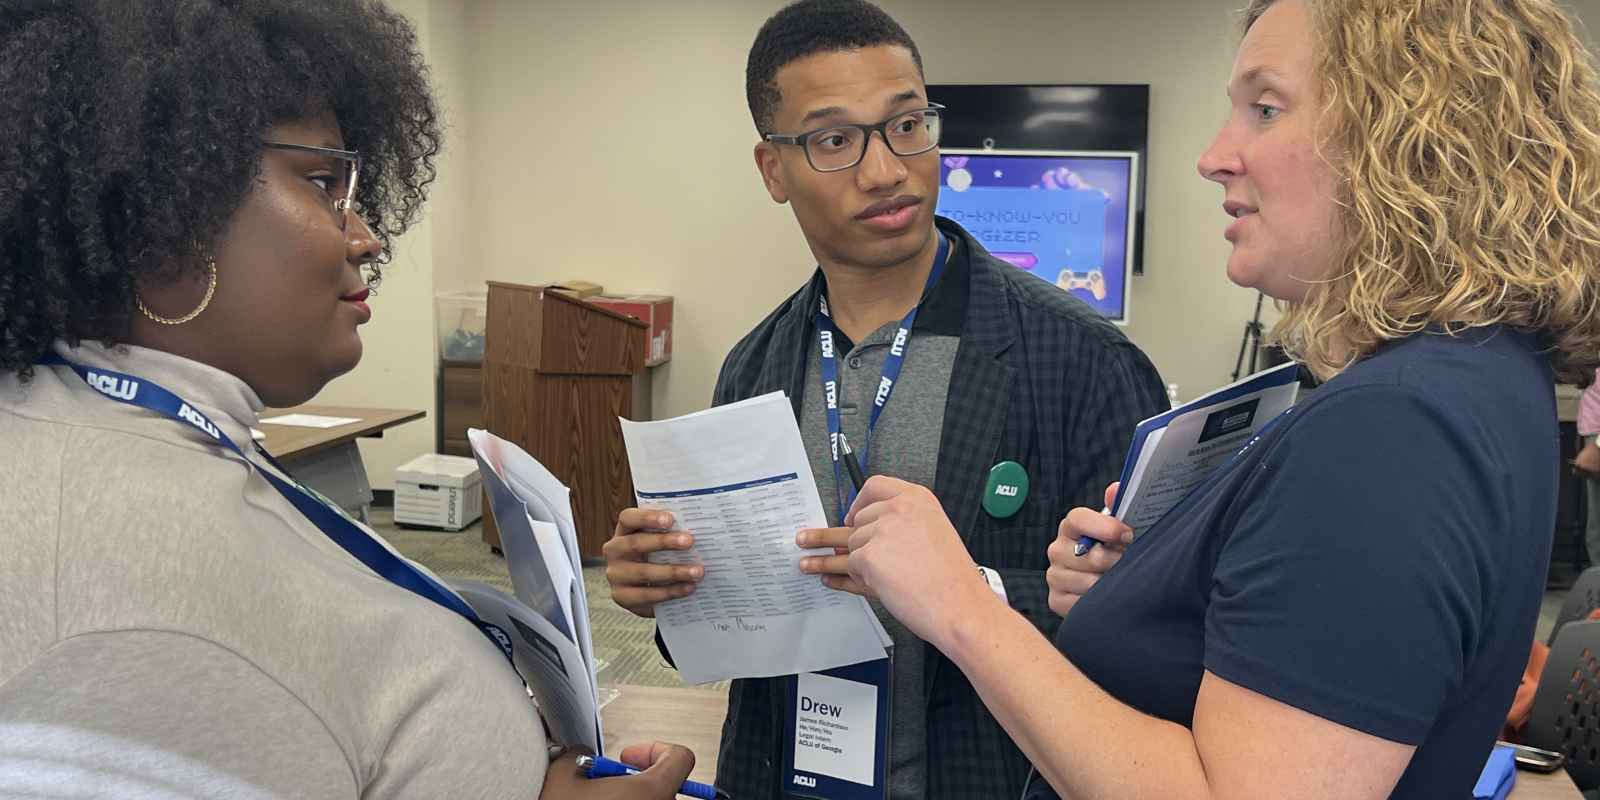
[763,103,944,173]
[262,141,363,231]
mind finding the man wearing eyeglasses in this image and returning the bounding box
[602,1,1168,798]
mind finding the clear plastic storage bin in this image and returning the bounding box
[435,289,487,363]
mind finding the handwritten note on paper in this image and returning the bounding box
[620,392,889,685]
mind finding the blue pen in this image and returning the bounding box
[575,755,728,799]
[1072,507,1114,557]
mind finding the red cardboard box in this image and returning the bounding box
[589,294,673,366]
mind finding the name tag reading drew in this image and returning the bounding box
[794,672,877,785]
[783,657,891,800]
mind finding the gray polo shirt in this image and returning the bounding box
[797,238,968,799]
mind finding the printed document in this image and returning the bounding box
[620,392,890,685]
[465,429,602,753]
[1113,363,1301,534]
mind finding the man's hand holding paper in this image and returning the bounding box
[796,526,872,598]
[615,392,890,685]
[837,476,993,647]
[603,509,703,618]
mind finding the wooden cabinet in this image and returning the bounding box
[438,361,483,458]
[481,282,649,560]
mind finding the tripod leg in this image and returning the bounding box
[1233,292,1268,381]
[1233,322,1252,381]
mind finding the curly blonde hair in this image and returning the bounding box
[1244,0,1600,384]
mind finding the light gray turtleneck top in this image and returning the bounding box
[0,341,549,798]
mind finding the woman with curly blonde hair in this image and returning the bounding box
[817,0,1600,796]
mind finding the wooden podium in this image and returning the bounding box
[481,282,649,560]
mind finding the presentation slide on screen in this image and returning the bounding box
[937,151,1135,320]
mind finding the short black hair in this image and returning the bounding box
[745,0,924,134]
[0,0,441,377]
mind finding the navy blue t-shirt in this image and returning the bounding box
[1038,327,1557,798]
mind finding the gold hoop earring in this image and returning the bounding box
[137,257,217,326]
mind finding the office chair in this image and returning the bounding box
[1526,619,1600,790]
[1551,568,1600,646]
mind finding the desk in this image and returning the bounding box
[601,686,727,786]
[257,405,425,520]
[597,685,1585,797]
[1518,767,1583,798]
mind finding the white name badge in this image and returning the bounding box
[782,656,891,800]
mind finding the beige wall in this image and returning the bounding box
[453,0,1267,417]
[896,0,1262,400]
[332,0,1600,487]
[427,0,479,294]
[306,0,443,490]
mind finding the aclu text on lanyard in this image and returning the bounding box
[41,353,519,671]
[816,233,950,522]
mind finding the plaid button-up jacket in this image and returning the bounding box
[675,217,1168,800]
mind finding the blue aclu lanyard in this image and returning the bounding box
[815,233,950,522]
[40,353,518,670]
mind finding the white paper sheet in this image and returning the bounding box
[531,520,576,634]
[258,413,359,428]
[620,391,889,685]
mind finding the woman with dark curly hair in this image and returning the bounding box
[0,2,690,797]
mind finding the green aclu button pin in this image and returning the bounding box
[983,460,1029,519]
